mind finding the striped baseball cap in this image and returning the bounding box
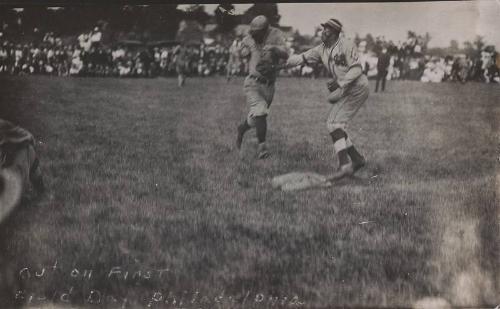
[321,18,342,32]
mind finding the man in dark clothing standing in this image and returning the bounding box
[375,46,391,92]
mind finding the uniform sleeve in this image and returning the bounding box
[286,45,322,68]
[344,40,361,68]
[338,40,363,88]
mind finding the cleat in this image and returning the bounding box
[257,143,270,159]
[352,156,366,173]
[258,150,270,159]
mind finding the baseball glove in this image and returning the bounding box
[328,88,344,104]
[326,79,343,104]
[326,79,340,92]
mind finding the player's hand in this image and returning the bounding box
[327,79,340,92]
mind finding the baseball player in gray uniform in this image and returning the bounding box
[235,15,289,159]
[285,18,369,179]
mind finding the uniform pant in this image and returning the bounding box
[244,76,275,126]
[375,69,388,92]
[326,74,369,133]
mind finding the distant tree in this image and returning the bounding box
[314,26,321,38]
[292,30,312,47]
[155,5,182,40]
[214,3,239,33]
[421,32,431,52]
[19,7,47,33]
[473,35,485,52]
[242,3,280,26]
[463,40,475,57]
[407,30,416,39]
[449,40,459,52]
[183,4,210,26]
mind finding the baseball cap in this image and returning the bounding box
[321,18,342,32]
[250,15,269,31]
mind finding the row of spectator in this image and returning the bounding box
[1,28,498,83]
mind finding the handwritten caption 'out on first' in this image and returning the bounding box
[18,261,171,282]
[15,261,306,308]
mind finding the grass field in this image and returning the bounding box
[0,75,499,308]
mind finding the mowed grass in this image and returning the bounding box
[0,75,498,308]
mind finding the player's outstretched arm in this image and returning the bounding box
[285,45,322,69]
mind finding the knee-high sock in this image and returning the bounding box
[254,115,267,144]
[345,135,364,162]
[330,128,349,166]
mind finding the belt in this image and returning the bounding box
[249,74,274,86]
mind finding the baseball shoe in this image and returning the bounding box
[257,143,270,159]
[327,164,354,181]
[236,125,246,150]
[352,156,366,173]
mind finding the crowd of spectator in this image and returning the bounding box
[0,26,247,78]
[368,35,500,84]
[286,33,499,84]
[0,24,498,83]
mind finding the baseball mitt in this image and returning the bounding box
[328,87,344,104]
[326,79,343,104]
[327,79,340,92]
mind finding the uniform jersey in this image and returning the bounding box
[287,34,362,87]
[240,27,287,80]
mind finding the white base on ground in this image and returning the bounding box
[413,297,451,309]
[272,172,332,191]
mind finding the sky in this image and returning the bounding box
[202,1,500,48]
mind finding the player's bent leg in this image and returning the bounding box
[177,73,186,87]
[345,135,366,173]
[329,80,369,176]
[328,126,353,179]
[330,128,349,166]
[243,78,271,159]
[254,115,269,159]
[236,119,251,150]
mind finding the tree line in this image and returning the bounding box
[0,4,281,42]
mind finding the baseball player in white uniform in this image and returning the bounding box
[285,18,369,179]
[235,15,289,159]
[226,37,242,81]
